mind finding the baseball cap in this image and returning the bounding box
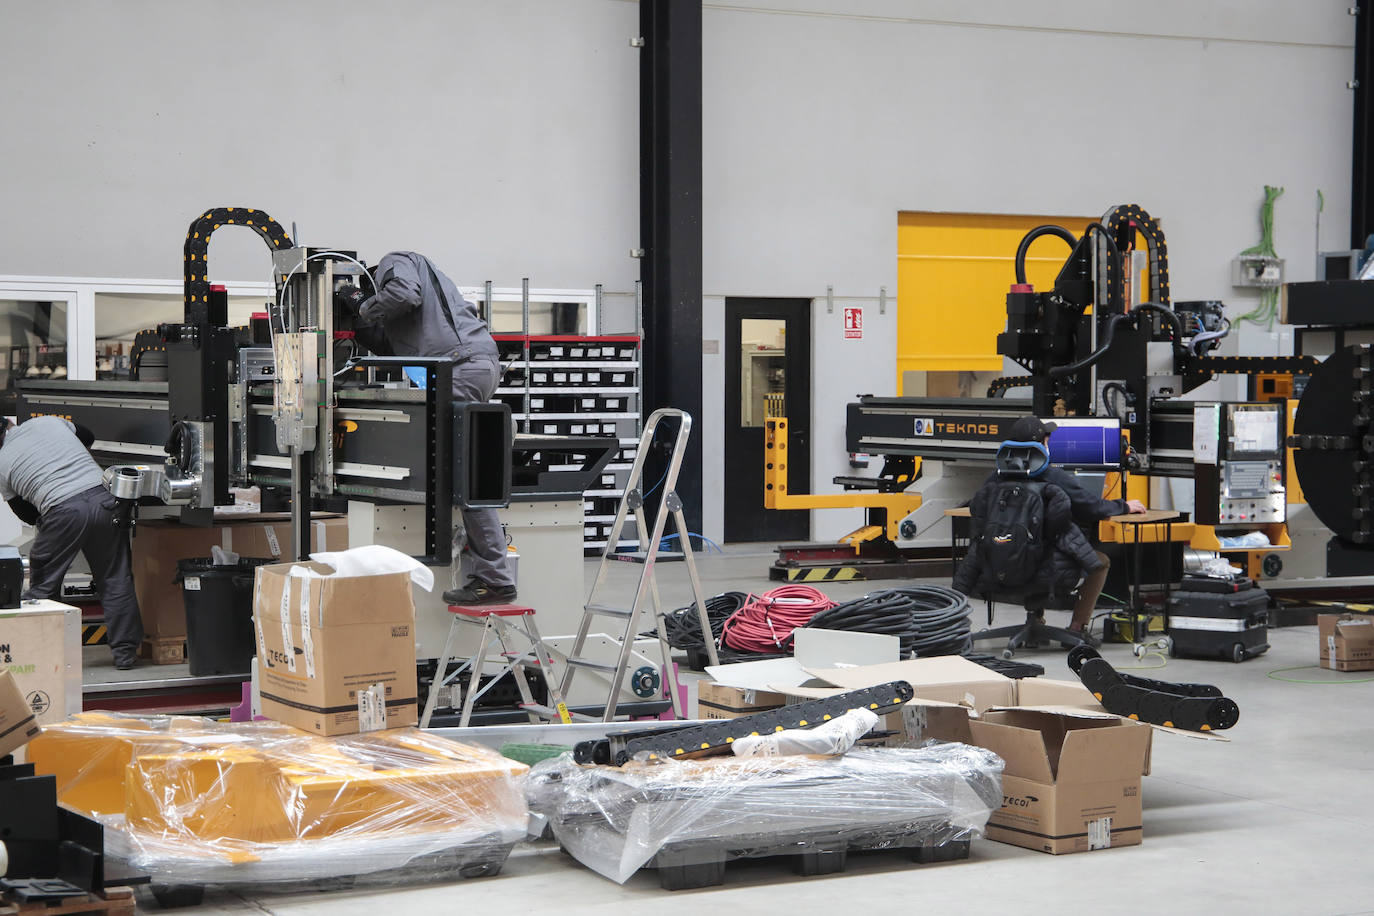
[1008,416,1057,442]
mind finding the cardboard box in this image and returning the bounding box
[0,599,82,727]
[254,561,418,736]
[133,514,348,638]
[0,670,40,757]
[1319,614,1374,671]
[697,681,786,719]
[969,709,1152,855]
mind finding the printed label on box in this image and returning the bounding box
[184,577,201,592]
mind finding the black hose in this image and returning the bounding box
[803,584,972,658]
[650,591,749,650]
[1014,225,1079,285]
[1133,302,1188,355]
[1100,381,1134,420]
[1048,313,1133,379]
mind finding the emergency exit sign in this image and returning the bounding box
[844,307,863,339]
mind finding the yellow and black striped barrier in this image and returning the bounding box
[82,624,108,645]
[783,567,863,583]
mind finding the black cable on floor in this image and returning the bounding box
[648,591,750,650]
[803,584,972,658]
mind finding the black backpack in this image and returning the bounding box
[979,478,1048,589]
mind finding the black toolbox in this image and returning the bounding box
[1167,580,1270,662]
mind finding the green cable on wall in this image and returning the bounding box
[1238,185,1285,331]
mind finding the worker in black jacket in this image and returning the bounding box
[1004,416,1145,635]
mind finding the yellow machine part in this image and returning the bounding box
[30,714,529,855]
[763,416,921,541]
[896,211,1094,389]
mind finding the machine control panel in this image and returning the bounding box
[1218,459,1285,524]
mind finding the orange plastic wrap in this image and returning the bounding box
[28,714,528,885]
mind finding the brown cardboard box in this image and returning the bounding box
[254,561,418,736]
[969,709,1152,855]
[1319,614,1374,671]
[0,670,40,757]
[133,514,348,638]
[697,681,786,719]
[0,600,82,727]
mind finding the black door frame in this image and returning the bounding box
[724,297,811,543]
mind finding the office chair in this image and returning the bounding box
[966,440,1095,659]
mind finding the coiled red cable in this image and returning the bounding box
[720,585,837,653]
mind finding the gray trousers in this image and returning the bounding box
[452,356,514,587]
[25,485,144,656]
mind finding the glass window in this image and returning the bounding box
[0,299,68,415]
[740,318,785,427]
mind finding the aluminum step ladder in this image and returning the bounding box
[559,408,719,721]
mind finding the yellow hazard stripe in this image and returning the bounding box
[790,567,862,582]
[82,625,108,645]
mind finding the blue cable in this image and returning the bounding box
[659,532,724,555]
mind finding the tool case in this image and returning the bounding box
[1167,581,1270,662]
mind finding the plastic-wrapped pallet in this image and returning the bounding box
[27,714,528,888]
[526,742,1004,887]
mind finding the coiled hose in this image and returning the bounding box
[804,585,972,658]
[653,591,749,650]
[719,585,837,654]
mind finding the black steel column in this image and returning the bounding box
[640,0,704,534]
[1354,6,1373,246]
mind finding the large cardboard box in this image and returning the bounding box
[0,670,40,757]
[697,681,786,719]
[1319,614,1374,671]
[133,514,348,638]
[254,561,418,736]
[969,709,1152,854]
[0,600,82,727]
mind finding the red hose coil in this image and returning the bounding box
[719,585,837,653]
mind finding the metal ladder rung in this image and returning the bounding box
[565,656,619,673]
[585,603,635,619]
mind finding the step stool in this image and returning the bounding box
[419,604,572,728]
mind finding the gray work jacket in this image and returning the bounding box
[359,251,499,363]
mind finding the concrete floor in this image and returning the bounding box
[123,546,1374,914]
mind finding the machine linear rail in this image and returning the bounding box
[573,680,916,766]
[1068,647,1238,732]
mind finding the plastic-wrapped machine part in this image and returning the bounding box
[27,714,528,888]
[526,742,1004,885]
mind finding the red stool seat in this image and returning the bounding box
[447,603,534,617]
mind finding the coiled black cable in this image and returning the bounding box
[651,591,749,650]
[803,584,972,658]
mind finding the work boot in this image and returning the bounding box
[112,651,138,671]
[442,577,517,607]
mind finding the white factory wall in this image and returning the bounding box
[0,0,640,292]
[700,0,1354,541]
[0,1,1357,546]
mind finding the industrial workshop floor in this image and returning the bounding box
[137,545,1372,915]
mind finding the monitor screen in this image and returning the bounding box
[1046,418,1123,469]
[1227,403,1282,458]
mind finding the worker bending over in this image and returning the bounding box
[345,251,515,606]
[0,416,143,668]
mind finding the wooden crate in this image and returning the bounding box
[0,886,135,916]
[139,635,186,665]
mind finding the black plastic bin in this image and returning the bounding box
[176,558,275,676]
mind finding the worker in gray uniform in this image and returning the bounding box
[0,416,143,668]
[347,251,516,605]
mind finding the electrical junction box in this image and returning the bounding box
[1232,255,1284,288]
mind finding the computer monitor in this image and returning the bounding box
[1045,418,1123,469]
